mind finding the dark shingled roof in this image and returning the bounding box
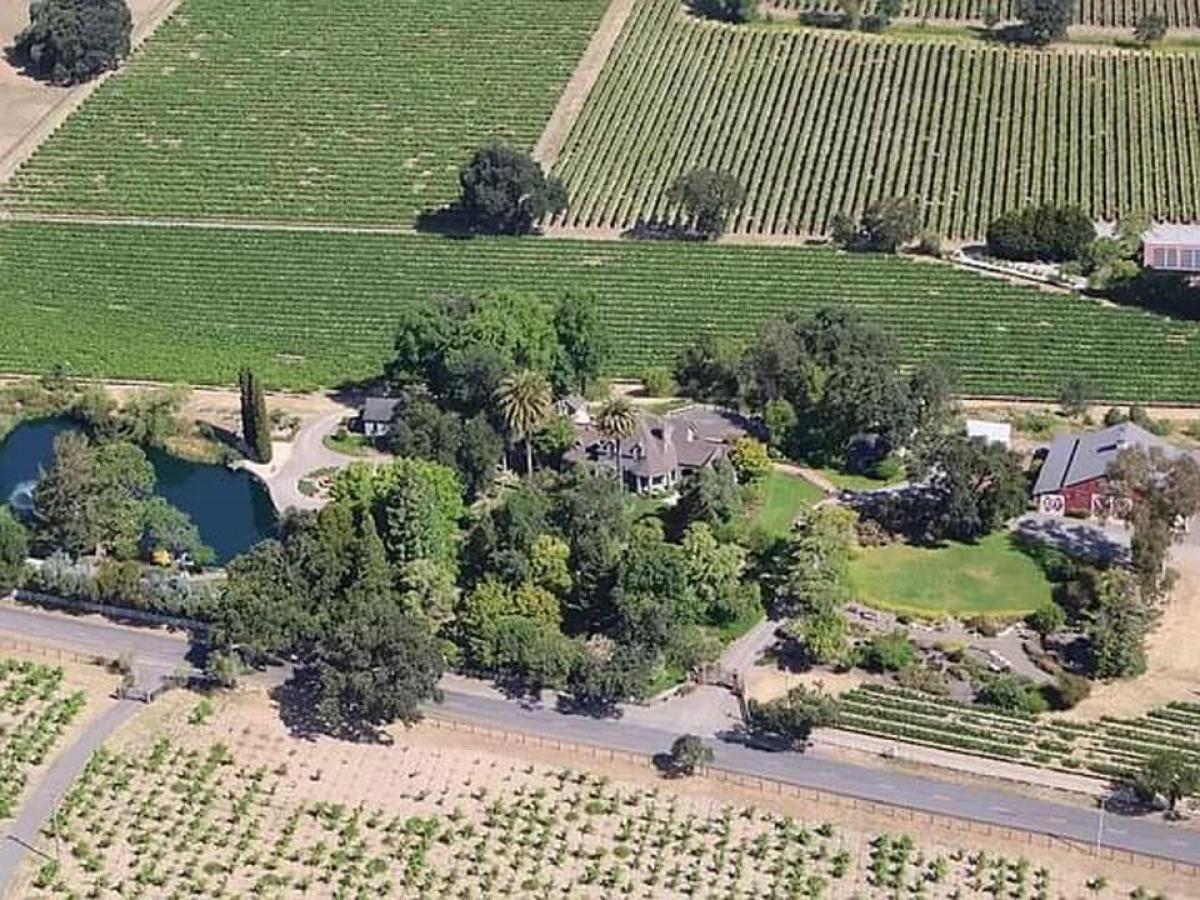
[362,397,402,424]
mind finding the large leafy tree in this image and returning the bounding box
[0,507,29,593]
[33,433,161,559]
[1086,569,1150,679]
[212,504,444,731]
[553,293,610,395]
[738,308,912,464]
[1134,750,1200,814]
[1107,448,1200,600]
[1016,0,1071,44]
[12,0,132,85]
[689,0,755,22]
[668,168,746,238]
[495,370,553,477]
[458,143,567,235]
[914,435,1028,542]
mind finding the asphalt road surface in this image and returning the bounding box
[3,602,1200,868]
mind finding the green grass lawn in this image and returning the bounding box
[815,466,904,493]
[847,532,1054,619]
[752,471,824,535]
[322,432,374,457]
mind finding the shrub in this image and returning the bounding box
[1042,672,1091,710]
[641,366,675,397]
[977,675,1048,714]
[986,204,1096,262]
[896,663,950,696]
[861,630,917,672]
[1026,602,1066,637]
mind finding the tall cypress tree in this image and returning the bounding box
[239,367,273,463]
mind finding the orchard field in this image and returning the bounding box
[2,222,1199,400]
[0,0,608,224]
[554,0,1200,239]
[769,0,1200,28]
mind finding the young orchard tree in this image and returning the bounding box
[668,168,746,238]
[667,734,714,776]
[12,0,132,85]
[458,143,567,235]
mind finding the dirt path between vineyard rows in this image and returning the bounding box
[533,0,637,168]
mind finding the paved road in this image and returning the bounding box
[4,603,1200,868]
[435,691,1200,866]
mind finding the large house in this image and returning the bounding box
[1032,422,1192,517]
[566,405,752,494]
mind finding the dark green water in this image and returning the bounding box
[0,418,275,564]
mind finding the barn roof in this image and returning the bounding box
[1032,422,1183,495]
[1143,223,1200,245]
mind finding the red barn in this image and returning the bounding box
[1032,423,1189,518]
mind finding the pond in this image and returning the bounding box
[0,418,276,564]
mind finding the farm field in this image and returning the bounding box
[555,0,1200,239]
[10,689,1181,899]
[846,532,1056,618]
[768,0,1200,28]
[837,682,1200,782]
[4,222,1200,399]
[0,0,608,224]
[0,659,86,820]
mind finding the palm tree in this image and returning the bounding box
[596,397,639,491]
[495,369,551,477]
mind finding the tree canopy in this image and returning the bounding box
[457,143,567,235]
[668,168,746,238]
[986,204,1095,261]
[1015,0,1071,44]
[12,0,132,85]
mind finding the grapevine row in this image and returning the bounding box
[555,0,1200,239]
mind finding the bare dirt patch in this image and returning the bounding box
[1060,547,1200,722]
[11,683,1193,898]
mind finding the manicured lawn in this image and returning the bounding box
[847,532,1054,618]
[752,471,824,535]
[322,432,374,457]
[815,466,904,493]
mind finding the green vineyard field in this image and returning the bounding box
[2,223,1198,399]
[555,0,1200,239]
[768,0,1200,28]
[0,0,607,224]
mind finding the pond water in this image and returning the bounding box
[0,418,276,564]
